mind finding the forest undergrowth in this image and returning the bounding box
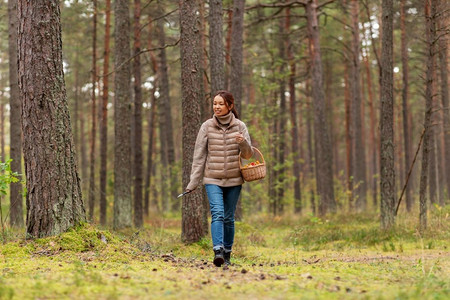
[0,209,449,299]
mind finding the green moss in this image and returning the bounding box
[0,212,449,299]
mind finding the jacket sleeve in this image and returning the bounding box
[186,123,208,191]
[238,122,253,159]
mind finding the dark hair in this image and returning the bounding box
[214,90,239,119]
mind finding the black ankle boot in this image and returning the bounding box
[213,248,224,267]
[224,251,231,266]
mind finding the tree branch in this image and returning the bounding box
[99,39,180,78]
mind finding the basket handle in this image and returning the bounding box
[239,147,265,168]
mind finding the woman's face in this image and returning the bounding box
[213,95,232,116]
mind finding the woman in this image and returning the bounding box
[186,90,253,267]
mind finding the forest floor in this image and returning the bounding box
[0,209,449,300]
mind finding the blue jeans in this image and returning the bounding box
[205,184,242,251]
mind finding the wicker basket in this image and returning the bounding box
[239,147,266,182]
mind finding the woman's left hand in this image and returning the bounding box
[235,132,245,144]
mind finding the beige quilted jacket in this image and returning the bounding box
[186,113,253,190]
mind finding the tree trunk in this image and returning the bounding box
[229,0,245,117]
[306,0,336,215]
[18,0,85,238]
[88,0,97,222]
[144,16,159,216]
[114,0,132,230]
[0,102,4,161]
[419,0,436,231]
[400,0,413,212]
[229,0,245,220]
[364,54,378,208]
[99,0,111,226]
[379,0,395,230]
[286,8,302,214]
[133,0,143,227]
[156,17,170,212]
[9,0,23,227]
[306,86,316,215]
[180,0,209,243]
[225,8,232,90]
[209,0,225,94]
[277,18,287,215]
[350,0,367,211]
[344,63,353,209]
[438,0,450,201]
[144,89,157,215]
[199,0,210,122]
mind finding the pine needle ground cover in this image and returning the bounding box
[0,212,449,300]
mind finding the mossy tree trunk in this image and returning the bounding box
[18,0,86,238]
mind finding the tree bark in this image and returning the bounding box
[363,54,378,208]
[286,8,302,214]
[379,0,395,230]
[277,17,287,215]
[419,0,436,231]
[350,0,367,211]
[133,0,143,227]
[199,0,210,122]
[438,0,450,202]
[9,0,23,227]
[209,0,225,94]
[88,0,97,222]
[344,63,353,209]
[400,0,413,212]
[229,0,245,117]
[99,0,111,226]
[18,0,85,238]
[144,16,158,216]
[180,0,209,243]
[114,0,132,229]
[306,0,336,215]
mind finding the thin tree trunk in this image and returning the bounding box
[350,0,367,211]
[419,0,436,231]
[199,0,210,122]
[88,0,97,222]
[380,0,395,230]
[114,0,132,230]
[225,8,232,90]
[345,63,353,209]
[364,54,378,208]
[9,0,23,227]
[0,102,4,161]
[18,0,85,237]
[306,0,336,215]
[400,0,413,212]
[133,0,143,227]
[209,0,225,94]
[156,17,170,211]
[99,0,111,226]
[230,0,245,118]
[144,89,157,215]
[438,0,450,201]
[277,18,287,215]
[180,0,209,243]
[144,16,158,216]
[286,8,302,214]
[306,81,316,215]
[229,0,245,220]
